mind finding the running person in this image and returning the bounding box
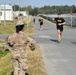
[39,19,43,30]
[33,18,35,24]
[52,13,66,43]
[6,16,36,75]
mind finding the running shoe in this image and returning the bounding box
[58,40,61,43]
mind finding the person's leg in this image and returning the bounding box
[40,24,41,30]
[57,26,63,43]
[39,22,41,30]
[60,31,62,40]
[19,59,28,75]
[60,27,63,41]
[11,58,20,75]
[57,30,61,42]
[40,25,43,30]
[41,25,43,30]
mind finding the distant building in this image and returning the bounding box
[0,4,13,21]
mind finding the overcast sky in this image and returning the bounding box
[0,0,76,7]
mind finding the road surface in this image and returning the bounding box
[33,16,76,75]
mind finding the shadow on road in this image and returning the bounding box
[71,42,76,45]
[50,39,58,43]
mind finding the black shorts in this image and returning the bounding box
[57,26,63,32]
[40,22,43,26]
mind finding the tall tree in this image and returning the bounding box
[12,5,21,11]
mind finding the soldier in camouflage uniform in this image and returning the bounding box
[6,20,36,75]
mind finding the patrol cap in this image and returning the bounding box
[16,18,25,26]
[15,13,24,26]
[16,21,24,26]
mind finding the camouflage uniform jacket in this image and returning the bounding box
[6,31,29,59]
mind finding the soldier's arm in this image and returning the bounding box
[58,22,66,26]
[27,36,36,51]
[27,37,36,44]
[6,36,14,47]
[58,18,66,26]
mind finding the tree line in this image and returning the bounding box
[12,5,76,15]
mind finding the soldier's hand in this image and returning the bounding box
[29,43,36,51]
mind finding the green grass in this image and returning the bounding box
[0,50,9,57]
[0,52,13,75]
[0,21,15,34]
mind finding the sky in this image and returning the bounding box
[0,0,76,7]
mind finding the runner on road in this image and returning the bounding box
[39,19,43,30]
[33,18,35,24]
[52,13,66,43]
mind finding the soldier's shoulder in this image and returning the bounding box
[8,33,17,38]
[22,32,28,37]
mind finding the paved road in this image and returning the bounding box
[32,17,76,75]
[0,34,10,40]
[0,17,76,75]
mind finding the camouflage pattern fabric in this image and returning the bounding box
[15,15,26,26]
[29,43,36,51]
[6,31,31,75]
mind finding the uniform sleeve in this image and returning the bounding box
[24,33,36,50]
[28,35,36,51]
[6,36,14,47]
[62,18,65,22]
[27,35,34,43]
[54,18,57,21]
